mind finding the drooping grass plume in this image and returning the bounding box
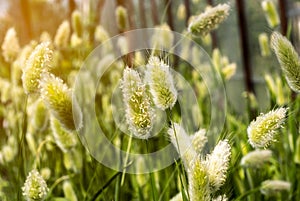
[261,0,280,28]
[22,42,52,94]
[247,107,287,148]
[54,20,71,48]
[241,149,272,168]
[188,3,230,36]
[22,169,48,201]
[260,180,291,196]
[40,73,82,131]
[204,140,231,191]
[188,157,211,201]
[190,129,207,154]
[50,116,77,153]
[120,67,154,139]
[146,56,177,110]
[1,27,20,63]
[168,123,197,169]
[271,32,300,93]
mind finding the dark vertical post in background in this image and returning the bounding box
[165,0,174,30]
[69,0,76,18]
[206,0,218,49]
[278,0,288,35]
[126,0,136,29]
[184,0,191,26]
[151,0,159,25]
[236,0,256,119]
[236,0,254,94]
[139,0,147,28]
[20,0,32,41]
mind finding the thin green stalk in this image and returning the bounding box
[121,133,132,186]
[146,140,158,201]
[234,187,260,201]
[167,109,189,200]
[158,168,177,201]
[90,171,122,201]
[45,174,74,200]
[245,168,255,201]
[17,95,28,200]
[33,139,53,169]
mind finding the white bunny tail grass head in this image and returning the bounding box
[247,107,287,148]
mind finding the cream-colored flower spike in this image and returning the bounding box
[188,157,211,201]
[204,140,231,191]
[146,56,177,110]
[261,0,280,28]
[54,20,70,48]
[188,3,230,36]
[22,42,52,94]
[51,116,77,153]
[271,32,300,93]
[40,73,82,131]
[22,169,48,201]
[260,180,291,196]
[247,107,287,148]
[241,149,272,168]
[121,67,154,139]
[1,27,20,62]
[191,129,207,154]
[168,123,197,169]
[212,195,228,201]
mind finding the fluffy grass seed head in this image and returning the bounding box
[50,116,77,153]
[31,99,49,133]
[63,181,78,201]
[94,25,110,43]
[146,56,177,110]
[259,33,271,57]
[1,27,20,62]
[204,140,231,191]
[121,67,154,139]
[54,20,70,48]
[261,0,280,28]
[260,180,291,196]
[115,6,128,31]
[40,73,82,131]
[188,3,230,36]
[22,42,52,94]
[212,195,228,201]
[271,32,300,93]
[151,23,174,49]
[177,3,186,20]
[191,129,207,154]
[70,33,83,48]
[168,123,197,169]
[188,157,211,201]
[169,192,183,201]
[247,107,287,148]
[241,149,272,168]
[71,10,83,37]
[22,169,48,201]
